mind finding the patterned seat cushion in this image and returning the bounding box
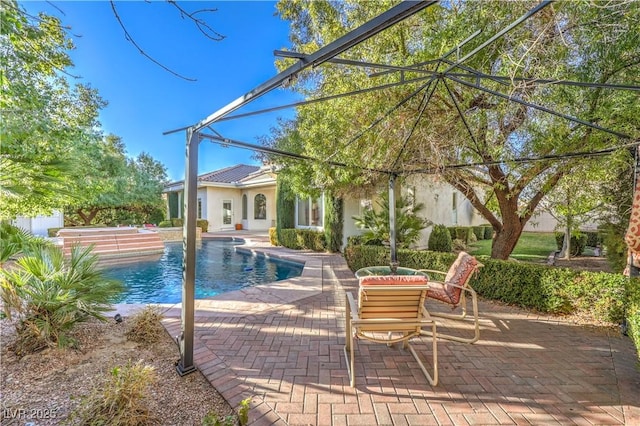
[429,251,479,306]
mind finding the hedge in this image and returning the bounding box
[344,242,637,333]
[447,226,491,242]
[627,277,640,356]
[270,228,327,252]
[196,219,208,233]
[428,224,452,252]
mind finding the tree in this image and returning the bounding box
[271,0,640,259]
[540,155,626,259]
[66,135,168,226]
[1,1,106,218]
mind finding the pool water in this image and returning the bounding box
[104,240,304,304]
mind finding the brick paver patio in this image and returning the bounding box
[155,234,639,425]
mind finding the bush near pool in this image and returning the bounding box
[344,242,640,360]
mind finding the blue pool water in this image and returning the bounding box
[104,240,304,304]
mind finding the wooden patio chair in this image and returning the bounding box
[344,275,438,387]
[418,251,483,344]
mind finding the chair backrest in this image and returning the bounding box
[442,251,480,305]
[357,275,429,331]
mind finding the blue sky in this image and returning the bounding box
[20,1,299,182]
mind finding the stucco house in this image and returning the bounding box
[164,164,509,248]
[163,164,277,232]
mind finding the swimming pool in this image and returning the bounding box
[104,240,304,304]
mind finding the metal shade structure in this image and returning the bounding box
[174,0,438,376]
[172,0,639,375]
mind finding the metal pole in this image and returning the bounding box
[176,128,199,376]
[389,174,398,273]
[630,145,640,278]
[192,1,437,132]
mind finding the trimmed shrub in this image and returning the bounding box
[453,226,475,244]
[625,277,640,357]
[347,235,363,246]
[158,220,172,228]
[584,231,602,248]
[472,226,485,240]
[344,240,457,274]
[277,229,326,252]
[483,226,493,240]
[428,224,452,252]
[555,232,587,256]
[446,227,456,240]
[602,224,629,273]
[269,227,278,246]
[196,219,208,233]
[171,218,183,227]
[324,194,343,253]
[276,178,295,246]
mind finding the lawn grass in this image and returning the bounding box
[469,232,558,262]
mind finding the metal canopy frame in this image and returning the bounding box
[174,0,438,376]
[173,0,639,375]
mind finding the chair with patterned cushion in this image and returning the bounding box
[344,274,438,387]
[418,251,483,344]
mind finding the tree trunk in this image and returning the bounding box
[562,221,572,260]
[490,218,524,260]
[76,208,98,226]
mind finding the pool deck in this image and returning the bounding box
[114,231,640,425]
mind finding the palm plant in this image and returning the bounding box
[0,221,52,266]
[352,192,431,249]
[0,244,124,354]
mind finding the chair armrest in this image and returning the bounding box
[417,269,447,278]
[346,292,359,319]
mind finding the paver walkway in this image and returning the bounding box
[157,234,639,425]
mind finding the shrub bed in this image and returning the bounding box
[626,277,640,356]
[344,241,638,354]
[271,228,327,252]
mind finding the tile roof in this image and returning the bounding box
[198,164,261,184]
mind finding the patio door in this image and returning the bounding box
[222,200,233,228]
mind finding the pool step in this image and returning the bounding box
[60,228,165,262]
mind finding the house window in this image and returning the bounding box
[254,194,266,220]
[197,198,202,219]
[242,194,248,220]
[296,196,323,228]
[222,200,232,225]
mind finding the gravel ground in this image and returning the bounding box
[0,316,234,425]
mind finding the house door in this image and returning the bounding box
[222,200,233,228]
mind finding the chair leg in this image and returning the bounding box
[422,294,480,344]
[407,322,438,386]
[344,296,355,387]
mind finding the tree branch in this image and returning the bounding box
[109,1,197,82]
[167,0,226,42]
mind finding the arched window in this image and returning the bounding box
[254,194,266,220]
[242,194,248,220]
